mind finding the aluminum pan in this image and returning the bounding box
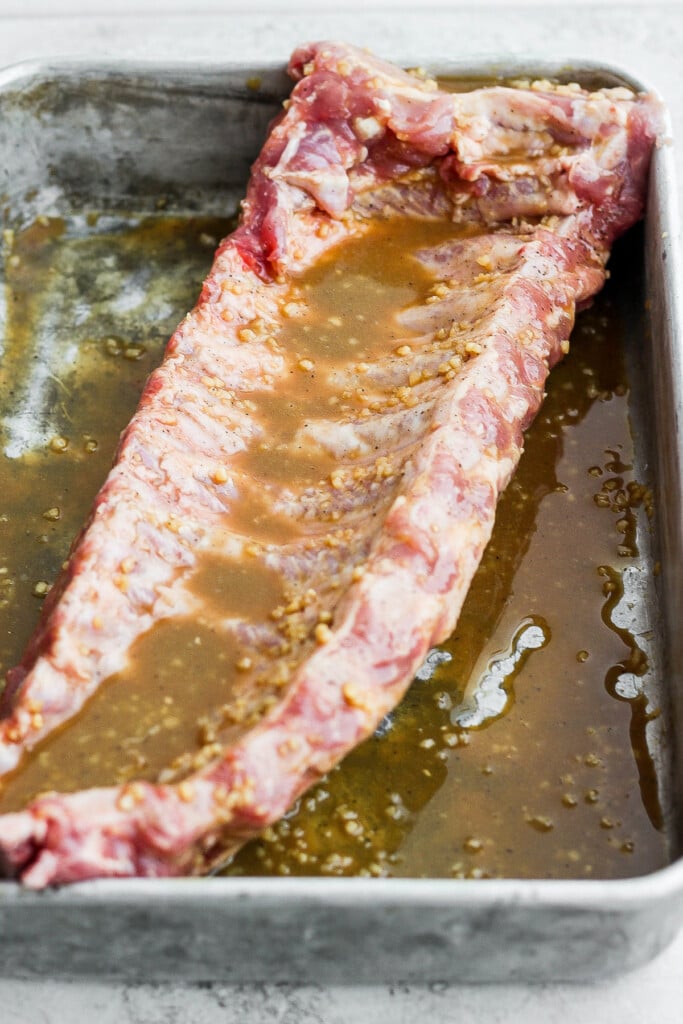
[0,55,681,983]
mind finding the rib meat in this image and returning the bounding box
[0,42,660,885]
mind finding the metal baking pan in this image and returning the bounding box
[0,55,681,983]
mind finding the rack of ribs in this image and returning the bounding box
[0,41,661,885]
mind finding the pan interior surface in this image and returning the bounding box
[0,69,675,884]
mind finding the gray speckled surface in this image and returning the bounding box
[0,2,682,1019]
[2,944,683,1024]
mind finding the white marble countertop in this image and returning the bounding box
[1,3,682,1020]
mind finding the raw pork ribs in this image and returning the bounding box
[0,42,660,885]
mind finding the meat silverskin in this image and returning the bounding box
[0,42,661,885]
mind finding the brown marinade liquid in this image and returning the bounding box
[0,211,669,880]
[0,214,463,806]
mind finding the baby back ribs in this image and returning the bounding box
[0,42,660,885]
